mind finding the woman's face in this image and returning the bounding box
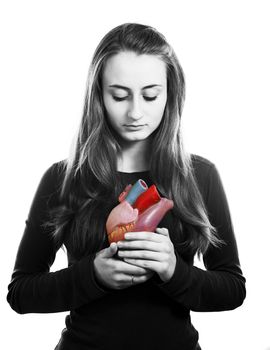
[102,51,167,144]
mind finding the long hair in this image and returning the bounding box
[47,23,222,259]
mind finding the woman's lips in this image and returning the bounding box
[124,124,146,130]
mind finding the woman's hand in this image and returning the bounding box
[94,243,154,290]
[116,228,176,283]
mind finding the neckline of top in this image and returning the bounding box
[117,170,150,175]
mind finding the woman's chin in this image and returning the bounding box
[119,131,153,143]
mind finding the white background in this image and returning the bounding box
[1,1,269,349]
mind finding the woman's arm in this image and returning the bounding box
[6,163,110,314]
[152,162,246,311]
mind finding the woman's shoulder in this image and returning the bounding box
[190,154,215,173]
[190,154,217,195]
[37,159,67,196]
[49,159,68,177]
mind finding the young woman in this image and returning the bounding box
[7,23,246,350]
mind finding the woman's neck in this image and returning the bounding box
[117,139,151,173]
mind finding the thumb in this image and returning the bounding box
[156,227,169,236]
[102,242,118,258]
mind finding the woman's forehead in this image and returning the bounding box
[102,51,167,88]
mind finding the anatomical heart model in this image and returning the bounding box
[106,179,174,243]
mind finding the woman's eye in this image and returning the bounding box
[112,96,128,101]
[112,95,158,102]
[144,96,157,101]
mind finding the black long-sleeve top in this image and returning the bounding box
[7,155,246,350]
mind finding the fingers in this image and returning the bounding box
[116,258,151,276]
[123,228,170,242]
[123,258,160,274]
[118,272,153,287]
[109,242,118,254]
[118,249,164,261]
[132,272,154,283]
[95,243,155,290]
[100,242,118,258]
[156,227,169,236]
[124,231,163,242]
[117,240,161,251]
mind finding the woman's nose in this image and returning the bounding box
[127,97,143,120]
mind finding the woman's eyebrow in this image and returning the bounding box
[108,84,162,91]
